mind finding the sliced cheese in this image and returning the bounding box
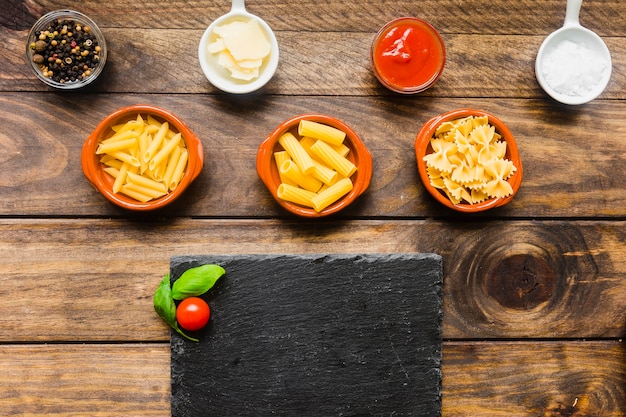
[207,38,226,54]
[217,51,259,81]
[237,58,264,69]
[208,18,271,81]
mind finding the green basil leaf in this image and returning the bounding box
[171,264,225,300]
[153,274,176,325]
[153,274,199,342]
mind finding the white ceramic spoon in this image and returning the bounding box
[535,0,611,105]
[198,0,279,94]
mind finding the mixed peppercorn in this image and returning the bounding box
[29,18,102,84]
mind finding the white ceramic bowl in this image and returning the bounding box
[535,27,611,105]
[198,4,279,94]
[535,0,611,105]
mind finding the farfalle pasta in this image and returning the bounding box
[423,116,517,205]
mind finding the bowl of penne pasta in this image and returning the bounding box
[257,114,372,217]
[81,104,204,211]
[414,109,523,213]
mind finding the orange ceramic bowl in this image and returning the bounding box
[81,105,204,211]
[415,109,523,213]
[256,114,372,217]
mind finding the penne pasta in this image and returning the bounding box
[119,184,153,203]
[99,154,115,163]
[100,157,123,170]
[278,132,316,175]
[112,162,130,194]
[157,159,171,182]
[144,124,160,134]
[143,121,169,163]
[138,130,150,174]
[165,129,178,140]
[100,129,139,145]
[311,177,353,212]
[169,148,188,191]
[309,139,356,178]
[123,182,168,200]
[149,133,181,171]
[103,166,120,178]
[162,146,182,190]
[96,137,137,154]
[298,120,346,146]
[111,119,142,134]
[126,171,168,193]
[147,115,161,127]
[109,151,141,167]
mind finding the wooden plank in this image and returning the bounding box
[0,341,622,416]
[5,29,626,97]
[0,219,623,342]
[0,344,171,417]
[0,94,625,218]
[443,341,626,417]
[5,0,624,35]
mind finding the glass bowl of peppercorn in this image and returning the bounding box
[26,10,107,90]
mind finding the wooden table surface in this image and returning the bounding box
[1,0,625,415]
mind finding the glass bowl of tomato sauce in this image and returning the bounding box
[371,17,446,94]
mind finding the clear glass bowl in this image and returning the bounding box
[26,10,107,90]
[371,17,446,94]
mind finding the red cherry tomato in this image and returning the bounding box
[176,297,210,331]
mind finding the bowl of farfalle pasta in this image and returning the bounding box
[81,104,204,211]
[257,114,372,217]
[415,109,523,213]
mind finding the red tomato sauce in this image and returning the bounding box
[372,19,445,92]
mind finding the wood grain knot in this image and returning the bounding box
[484,254,555,310]
[544,395,588,417]
[445,223,600,337]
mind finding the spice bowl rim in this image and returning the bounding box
[414,108,523,213]
[370,16,446,94]
[256,113,372,218]
[81,104,204,211]
[198,10,279,94]
[26,9,107,90]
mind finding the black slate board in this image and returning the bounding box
[170,254,443,417]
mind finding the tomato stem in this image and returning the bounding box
[172,322,199,342]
